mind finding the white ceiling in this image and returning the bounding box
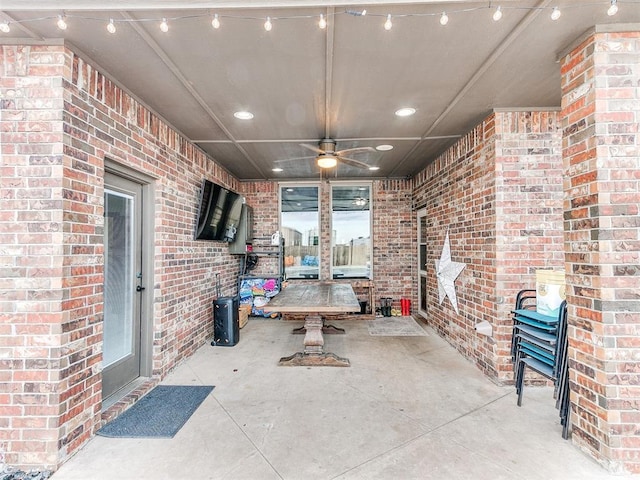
[2,1,639,180]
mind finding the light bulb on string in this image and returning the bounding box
[0,21,10,33]
[439,12,449,26]
[550,7,561,21]
[106,18,116,34]
[160,18,169,32]
[318,14,326,29]
[264,16,272,31]
[57,15,67,30]
[211,13,220,29]
[607,0,618,16]
[384,14,392,31]
[492,6,503,22]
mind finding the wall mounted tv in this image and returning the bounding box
[194,179,244,242]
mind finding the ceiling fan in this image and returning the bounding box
[277,139,376,169]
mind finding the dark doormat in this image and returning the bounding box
[97,385,214,438]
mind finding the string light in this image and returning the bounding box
[106,18,116,34]
[1,5,629,36]
[384,14,392,31]
[492,6,503,22]
[318,13,326,29]
[211,13,220,29]
[57,15,67,30]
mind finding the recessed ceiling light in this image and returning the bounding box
[234,111,254,120]
[368,166,380,171]
[272,167,283,172]
[395,107,416,117]
[376,144,394,151]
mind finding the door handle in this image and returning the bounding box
[136,285,146,292]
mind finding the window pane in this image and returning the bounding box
[104,189,135,367]
[280,185,319,279]
[332,185,371,279]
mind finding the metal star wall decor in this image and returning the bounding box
[435,230,466,314]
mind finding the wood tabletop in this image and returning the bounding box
[263,283,360,314]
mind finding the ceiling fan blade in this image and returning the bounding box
[336,146,376,156]
[274,155,315,164]
[300,143,325,155]
[337,156,371,169]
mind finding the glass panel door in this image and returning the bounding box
[417,208,429,318]
[103,172,143,400]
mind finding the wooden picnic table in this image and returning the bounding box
[262,283,360,367]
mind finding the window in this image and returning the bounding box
[331,184,371,279]
[280,184,320,279]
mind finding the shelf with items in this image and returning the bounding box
[238,237,285,317]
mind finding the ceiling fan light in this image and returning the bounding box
[317,155,338,168]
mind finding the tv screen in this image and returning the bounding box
[195,180,244,242]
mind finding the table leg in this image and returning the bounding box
[291,321,346,335]
[279,315,350,367]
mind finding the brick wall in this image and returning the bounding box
[1,45,241,469]
[241,179,413,314]
[0,45,67,469]
[412,111,563,379]
[561,29,640,474]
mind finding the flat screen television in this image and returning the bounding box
[194,179,244,242]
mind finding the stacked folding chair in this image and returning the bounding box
[512,292,570,439]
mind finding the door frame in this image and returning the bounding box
[104,159,156,394]
[417,207,428,319]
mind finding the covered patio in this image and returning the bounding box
[52,319,608,480]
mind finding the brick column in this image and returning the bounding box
[561,28,640,473]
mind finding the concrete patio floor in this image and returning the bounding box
[52,318,619,480]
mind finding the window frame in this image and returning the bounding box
[329,181,373,280]
[279,181,321,280]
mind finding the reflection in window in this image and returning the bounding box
[331,184,371,279]
[280,185,320,279]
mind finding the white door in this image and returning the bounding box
[102,172,144,400]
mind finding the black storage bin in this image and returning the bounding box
[212,296,239,346]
